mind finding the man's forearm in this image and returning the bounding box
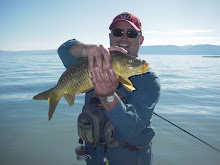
[69,41,87,58]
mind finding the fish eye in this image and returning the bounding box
[128,59,133,63]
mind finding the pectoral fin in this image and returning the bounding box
[119,76,136,92]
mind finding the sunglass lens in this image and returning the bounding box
[112,29,123,37]
[127,30,138,38]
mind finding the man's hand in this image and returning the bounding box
[81,44,127,97]
[91,67,119,97]
[80,44,127,111]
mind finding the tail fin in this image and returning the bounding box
[33,88,61,120]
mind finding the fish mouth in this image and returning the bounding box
[141,61,149,73]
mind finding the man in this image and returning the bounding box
[58,12,160,165]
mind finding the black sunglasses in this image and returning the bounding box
[111,29,141,38]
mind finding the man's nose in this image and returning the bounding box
[120,31,128,39]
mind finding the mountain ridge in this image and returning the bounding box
[139,44,220,55]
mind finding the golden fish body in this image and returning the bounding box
[33,51,149,120]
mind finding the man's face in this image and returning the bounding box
[109,21,144,57]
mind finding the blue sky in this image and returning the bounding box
[1,0,219,50]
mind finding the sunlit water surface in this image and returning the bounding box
[0,54,220,165]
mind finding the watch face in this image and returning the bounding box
[107,95,115,103]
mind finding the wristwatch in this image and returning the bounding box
[99,93,116,103]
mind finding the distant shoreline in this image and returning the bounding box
[1,44,220,55]
[202,56,220,58]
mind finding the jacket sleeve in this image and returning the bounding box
[57,39,80,69]
[104,71,161,144]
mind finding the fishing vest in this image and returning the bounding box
[77,90,150,150]
[77,96,119,149]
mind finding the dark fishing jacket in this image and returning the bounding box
[58,39,161,165]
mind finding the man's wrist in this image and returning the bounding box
[99,92,117,103]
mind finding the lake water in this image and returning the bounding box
[0,54,220,165]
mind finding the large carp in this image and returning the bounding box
[33,51,149,120]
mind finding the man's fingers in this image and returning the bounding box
[109,69,119,88]
[91,69,107,94]
[91,70,101,92]
[88,53,95,72]
[88,45,109,72]
[91,68,118,96]
[95,49,103,69]
[99,45,111,70]
[103,69,113,89]
[95,68,104,83]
